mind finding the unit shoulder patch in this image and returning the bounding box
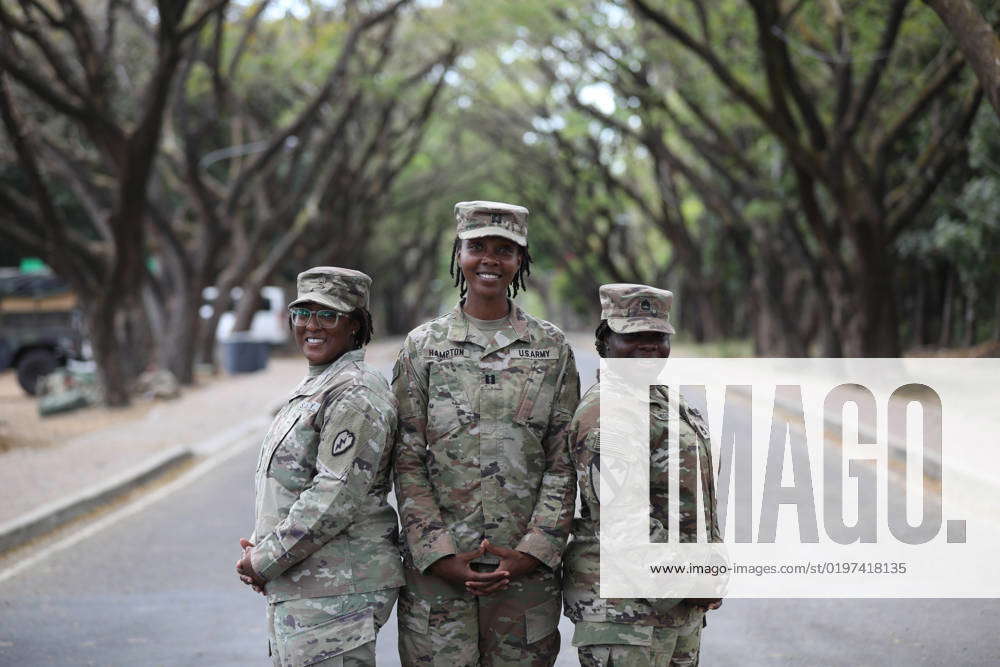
[331,429,355,455]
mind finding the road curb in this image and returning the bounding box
[0,445,193,554]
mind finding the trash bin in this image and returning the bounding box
[220,333,270,374]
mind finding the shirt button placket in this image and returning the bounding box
[479,351,498,544]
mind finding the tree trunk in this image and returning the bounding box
[837,224,902,357]
[232,207,327,334]
[160,283,201,384]
[804,267,842,357]
[198,276,239,366]
[696,287,724,341]
[88,293,148,406]
[142,283,166,362]
[750,276,778,356]
[232,282,263,333]
[914,273,928,348]
[853,273,901,356]
[993,287,1000,342]
[748,234,811,356]
[922,0,1000,119]
[679,277,724,343]
[939,270,955,347]
[150,247,202,385]
[963,282,977,346]
[750,266,810,356]
[143,278,200,383]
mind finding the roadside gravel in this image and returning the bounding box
[0,340,402,526]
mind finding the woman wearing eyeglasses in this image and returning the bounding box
[236,267,403,667]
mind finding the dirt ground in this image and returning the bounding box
[0,342,399,455]
[0,369,218,454]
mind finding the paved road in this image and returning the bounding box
[0,442,269,666]
[1,349,998,665]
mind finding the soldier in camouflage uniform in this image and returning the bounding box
[563,284,722,667]
[236,267,404,666]
[393,201,580,666]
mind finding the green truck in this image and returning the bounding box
[0,269,86,395]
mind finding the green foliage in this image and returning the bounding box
[5,0,998,345]
[898,108,1000,284]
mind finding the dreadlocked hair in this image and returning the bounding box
[449,237,533,298]
[595,320,612,358]
[349,308,374,349]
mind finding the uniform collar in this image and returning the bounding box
[292,348,365,396]
[446,299,531,353]
[332,347,365,369]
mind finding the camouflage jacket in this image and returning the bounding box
[563,380,720,628]
[392,301,581,573]
[251,349,404,603]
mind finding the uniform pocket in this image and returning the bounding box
[571,621,653,647]
[426,359,474,441]
[283,607,374,667]
[513,361,547,426]
[398,589,431,635]
[524,596,561,644]
[257,410,300,472]
[261,414,301,474]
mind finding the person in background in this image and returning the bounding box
[392,201,580,665]
[563,283,722,667]
[236,267,403,666]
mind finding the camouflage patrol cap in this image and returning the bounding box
[454,200,529,247]
[288,267,371,312]
[599,283,675,335]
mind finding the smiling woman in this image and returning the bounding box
[236,266,402,667]
[289,306,358,365]
[392,201,581,665]
[448,232,532,305]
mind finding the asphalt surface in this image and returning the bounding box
[1,350,998,665]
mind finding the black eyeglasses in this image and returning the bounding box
[288,308,345,329]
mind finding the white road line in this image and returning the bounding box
[0,421,265,586]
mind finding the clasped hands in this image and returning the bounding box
[430,539,540,597]
[237,536,540,598]
[235,537,267,595]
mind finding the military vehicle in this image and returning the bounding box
[0,269,86,395]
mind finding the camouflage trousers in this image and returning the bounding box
[397,564,561,666]
[267,588,398,667]
[573,620,702,667]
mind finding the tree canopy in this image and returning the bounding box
[2,0,997,403]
